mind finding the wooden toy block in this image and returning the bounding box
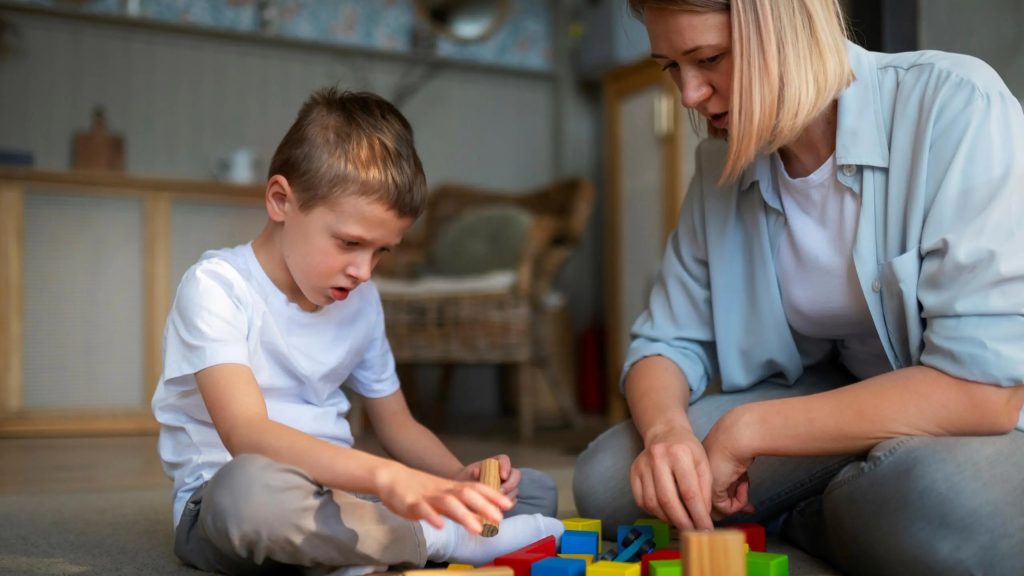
[586,560,641,576]
[680,529,745,576]
[639,550,680,576]
[562,518,602,537]
[406,569,514,576]
[633,519,670,550]
[531,556,588,576]
[448,564,475,570]
[559,554,594,566]
[616,525,654,550]
[647,559,681,576]
[480,458,502,537]
[495,552,549,576]
[614,528,655,563]
[728,522,766,552]
[560,530,600,558]
[747,551,789,576]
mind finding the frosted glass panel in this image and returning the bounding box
[22,192,145,409]
[170,201,266,293]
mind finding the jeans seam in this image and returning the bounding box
[824,437,919,495]
[754,456,856,516]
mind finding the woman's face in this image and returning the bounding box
[645,8,733,131]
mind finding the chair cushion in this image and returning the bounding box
[428,206,533,276]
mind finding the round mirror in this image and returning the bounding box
[414,0,510,43]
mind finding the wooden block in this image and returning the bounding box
[480,458,501,537]
[448,564,475,570]
[680,530,745,576]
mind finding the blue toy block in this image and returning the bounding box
[616,525,654,550]
[559,529,599,558]
[531,556,587,576]
[613,529,655,563]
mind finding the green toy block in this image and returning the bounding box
[633,519,670,550]
[747,551,788,576]
[647,559,682,576]
[587,561,640,576]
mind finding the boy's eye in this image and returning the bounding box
[338,239,359,248]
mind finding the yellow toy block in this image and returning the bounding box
[559,554,594,565]
[562,517,602,537]
[587,560,640,576]
[448,564,474,570]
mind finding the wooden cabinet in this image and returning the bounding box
[602,60,702,422]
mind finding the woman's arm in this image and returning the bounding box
[727,366,1024,458]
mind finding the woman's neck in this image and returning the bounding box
[777,101,838,178]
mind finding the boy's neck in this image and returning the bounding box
[252,222,321,312]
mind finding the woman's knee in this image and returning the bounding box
[573,420,645,540]
[824,434,1024,574]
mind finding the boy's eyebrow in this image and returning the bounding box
[334,232,402,248]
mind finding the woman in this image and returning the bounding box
[574,1,1024,573]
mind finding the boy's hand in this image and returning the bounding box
[457,454,521,506]
[376,462,512,534]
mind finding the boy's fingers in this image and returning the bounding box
[460,486,505,525]
[416,502,445,530]
[441,496,483,535]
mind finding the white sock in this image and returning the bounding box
[320,565,387,576]
[420,514,565,566]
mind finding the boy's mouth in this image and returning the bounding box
[329,287,351,301]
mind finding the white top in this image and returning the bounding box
[773,152,891,380]
[151,243,400,526]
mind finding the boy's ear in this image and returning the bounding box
[265,175,293,223]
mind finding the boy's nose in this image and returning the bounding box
[347,254,373,283]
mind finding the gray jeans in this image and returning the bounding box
[574,363,1024,575]
[174,455,558,575]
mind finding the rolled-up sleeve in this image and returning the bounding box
[623,151,719,403]
[917,72,1024,394]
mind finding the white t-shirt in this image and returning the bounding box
[773,152,892,380]
[151,243,400,526]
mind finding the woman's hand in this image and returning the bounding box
[630,424,715,530]
[375,462,512,534]
[702,407,757,519]
[457,454,522,506]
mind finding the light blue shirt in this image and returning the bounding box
[625,42,1024,430]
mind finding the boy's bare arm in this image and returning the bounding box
[362,390,464,478]
[196,363,510,532]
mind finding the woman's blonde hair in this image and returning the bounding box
[628,0,853,184]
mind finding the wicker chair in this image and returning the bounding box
[375,178,594,440]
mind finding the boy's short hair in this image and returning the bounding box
[628,0,853,185]
[268,87,427,218]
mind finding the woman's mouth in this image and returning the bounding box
[329,287,350,301]
[710,111,729,129]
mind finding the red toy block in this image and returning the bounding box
[730,523,766,552]
[640,550,681,576]
[516,535,557,557]
[494,552,550,576]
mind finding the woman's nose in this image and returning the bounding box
[680,75,711,109]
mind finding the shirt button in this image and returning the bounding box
[872,279,881,292]
[842,164,857,176]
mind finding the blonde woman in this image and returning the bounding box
[574,1,1024,573]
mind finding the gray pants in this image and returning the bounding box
[574,363,1024,575]
[174,455,558,575]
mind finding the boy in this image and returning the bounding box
[152,88,563,575]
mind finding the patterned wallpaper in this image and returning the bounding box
[8,0,552,71]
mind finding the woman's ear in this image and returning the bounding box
[265,175,292,223]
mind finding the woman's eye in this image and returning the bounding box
[700,54,722,66]
[660,61,679,72]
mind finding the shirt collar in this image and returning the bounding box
[739,41,890,193]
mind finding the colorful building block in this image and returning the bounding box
[640,550,680,576]
[559,554,594,566]
[647,559,681,576]
[728,523,766,553]
[614,528,655,563]
[587,560,641,576]
[680,529,745,576]
[616,525,654,550]
[531,556,588,576]
[563,518,602,537]
[448,564,475,570]
[746,551,788,576]
[633,519,670,550]
[495,553,549,576]
[516,535,558,557]
[560,530,600,558]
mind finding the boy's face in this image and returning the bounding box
[278,192,413,311]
